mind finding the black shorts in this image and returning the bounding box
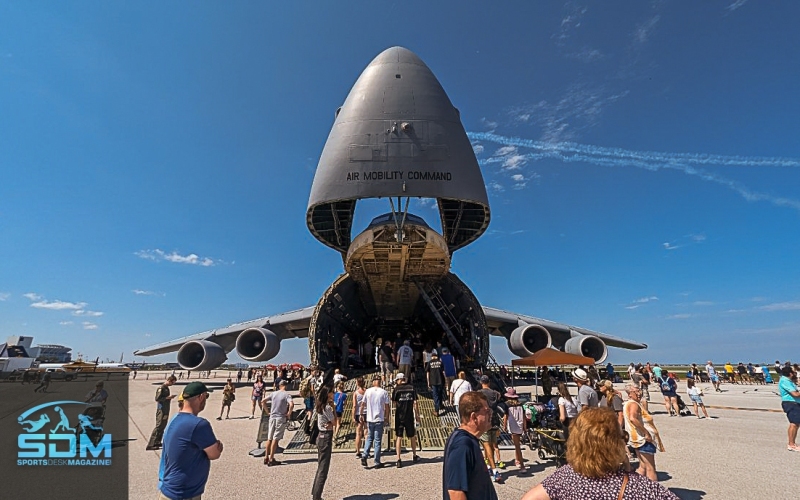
[782,401,800,425]
[354,414,363,423]
[335,411,343,418]
[395,419,416,438]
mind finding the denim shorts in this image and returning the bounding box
[637,441,657,454]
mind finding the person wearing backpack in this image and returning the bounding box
[300,366,321,422]
[658,369,680,416]
[479,374,505,483]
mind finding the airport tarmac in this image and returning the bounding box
[127,372,794,499]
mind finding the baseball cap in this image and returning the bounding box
[278,379,288,386]
[395,373,405,381]
[441,347,449,354]
[182,381,209,399]
[479,374,490,384]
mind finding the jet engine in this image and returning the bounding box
[564,333,608,363]
[507,324,552,358]
[236,328,281,362]
[177,340,227,371]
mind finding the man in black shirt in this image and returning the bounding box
[443,391,498,500]
[392,373,420,468]
[427,352,446,415]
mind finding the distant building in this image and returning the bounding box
[35,344,72,363]
[3,336,72,363]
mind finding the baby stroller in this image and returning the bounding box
[523,401,566,465]
[676,395,692,417]
[75,403,106,446]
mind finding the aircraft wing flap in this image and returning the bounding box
[482,306,647,350]
[133,306,316,357]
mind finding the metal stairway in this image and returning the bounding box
[414,281,467,359]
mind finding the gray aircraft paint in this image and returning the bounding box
[307,46,490,254]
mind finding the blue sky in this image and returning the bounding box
[2,2,799,366]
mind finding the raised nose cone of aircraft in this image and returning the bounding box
[307,46,490,254]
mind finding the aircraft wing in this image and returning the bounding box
[134,306,316,357]
[482,305,646,361]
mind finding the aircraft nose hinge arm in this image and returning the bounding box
[388,196,411,242]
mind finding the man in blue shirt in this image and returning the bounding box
[443,391,498,500]
[160,381,224,500]
[778,366,800,452]
[440,348,457,398]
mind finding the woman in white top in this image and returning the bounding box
[449,371,471,416]
[686,378,710,419]
[503,387,527,470]
[557,382,578,435]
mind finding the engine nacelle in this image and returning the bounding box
[236,328,281,362]
[564,334,608,364]
[177,340,228,371]
[507,324,552,358]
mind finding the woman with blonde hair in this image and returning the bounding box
[598,380,624,428]
[520,407,678,499]
[623,383,665,482]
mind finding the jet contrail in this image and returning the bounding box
[468,131,800,211]
[468,132,800,168]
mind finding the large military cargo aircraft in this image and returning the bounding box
[135,47,646,373]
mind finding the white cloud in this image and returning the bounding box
[72,309,104,317]
[693,301,715,307]
[511,174,525,182]
[487,181,505,193]
[132,289,165,297]
[82,322,99,330]
[59,321,73,326]
[633,15,660,45]
[494,146,518,157]
[135,249,222,267]
[502,155,528,171]
[472,144,484,155]
[144,333,151,337]
[625,296,659,310]
[566,47,604,63]
[0,292,9,301]
[667,313,692,319]
[23,293,42,301]
[480,117,497,130]
[663,242,679,250]
[727,0,748,11]
[759,301,800,312]
[690,233,707,242]
[31,300,87,310]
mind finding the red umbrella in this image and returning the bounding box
[291,363,304,370]
[265,364,277,371]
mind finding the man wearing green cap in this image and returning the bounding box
[159,381,224,500]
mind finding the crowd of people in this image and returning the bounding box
[145,353,800,500]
